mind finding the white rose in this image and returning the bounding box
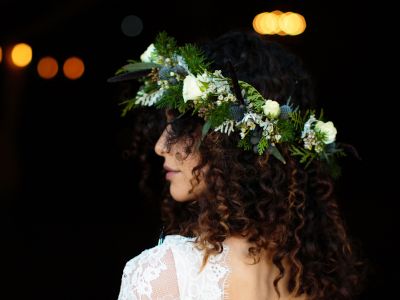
[314,121,337,144]
[182,75,203,102]
[140,43,156,62]
[262,100,281,119]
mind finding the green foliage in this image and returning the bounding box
[201,120,212,141]
[238,81,266,113]
[257,135,269,155]
[238,135,252,151]
[155,83,184,110]
[179,44,210,74]
[119,98,138,117]
[277,119,296,142]
[116,62,160,75]
[207,102,232,128]
[142,81,158,93]
[289,110,306,131]
[269,145,286,164]
[289,145,317,169]
[154,31,177,58]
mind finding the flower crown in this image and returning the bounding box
[109,32,344,171]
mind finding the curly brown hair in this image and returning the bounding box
[121,31,366,300]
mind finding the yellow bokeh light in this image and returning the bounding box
[259,12,280,34]
[279,12,306,35]
[11,43,32,67]
[37,56,59,79]
[253,12,268,34]
[63,57,85,80]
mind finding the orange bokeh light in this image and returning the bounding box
[0,46,2,63]
[63,56,85,80]
[11,43,32,67]
[37,56,58,79]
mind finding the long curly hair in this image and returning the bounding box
[122,31,366,300]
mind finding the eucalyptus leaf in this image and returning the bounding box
[269,145,286,164]
[201,120,212,140]
[119,62,161,74]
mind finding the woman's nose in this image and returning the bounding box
[154,128,168,156]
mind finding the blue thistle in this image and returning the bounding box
[172,65,188,76]
[229,104,245,122]
[279,104,292,120]
[158,67,171,80]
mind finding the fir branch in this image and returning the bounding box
[179,44,210,74]
[119,98,138,117]
[289,145,317,168]
[238,135,252,151]
[155,83,184,110]
[257,135,269,155]
[238,81,266,113]
[277,119,296,142]
[154,31,177,58]
[206,102,232,128]
[289,111,305,131]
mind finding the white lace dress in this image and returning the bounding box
[117,235,231,300]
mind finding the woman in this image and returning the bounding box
[111,31,365,300]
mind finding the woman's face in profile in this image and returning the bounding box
[154,111,207,202]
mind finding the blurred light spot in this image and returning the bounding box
[253,12,268,34]
[11,43,32,67]
[37,56,58,79]
[121,15,143,37]
[279,12,306,35]
[63,57,85,80]
[253,11,306,36]
[0,46,2,63]
[259,12,280,34]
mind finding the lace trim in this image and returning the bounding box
[118,235,231,300]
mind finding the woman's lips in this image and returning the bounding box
[166,170,180,180]
[163,165,180,180]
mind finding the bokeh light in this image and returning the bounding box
[0,46,2,63]
[121,15,143,37]
[253,11,306,36]
[63,57,85,80]
[279,12,306,35]
[11,43,32,67]
[37,56,59,79]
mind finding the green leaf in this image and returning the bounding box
[116,62,160,75]
[269,145,286,164]
[239,81,266,113]
[201,120,212,140]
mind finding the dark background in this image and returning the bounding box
[1,0,396,299]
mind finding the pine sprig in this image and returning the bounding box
[238,81,265,113]
[179,44,210,74]
[154,31,177,58]
[277,119,296,142]
[155,83,184,110]
[257,135,269,155]
[238,135,252,151]
[120,98,139,117]
[289,145,317,168]
[206,102,232,128]
[289,111,305,131]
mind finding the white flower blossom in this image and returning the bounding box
[315,121,337,144]
[262,100,281,119]
[182,75,203,102]
[140,43,156,63]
